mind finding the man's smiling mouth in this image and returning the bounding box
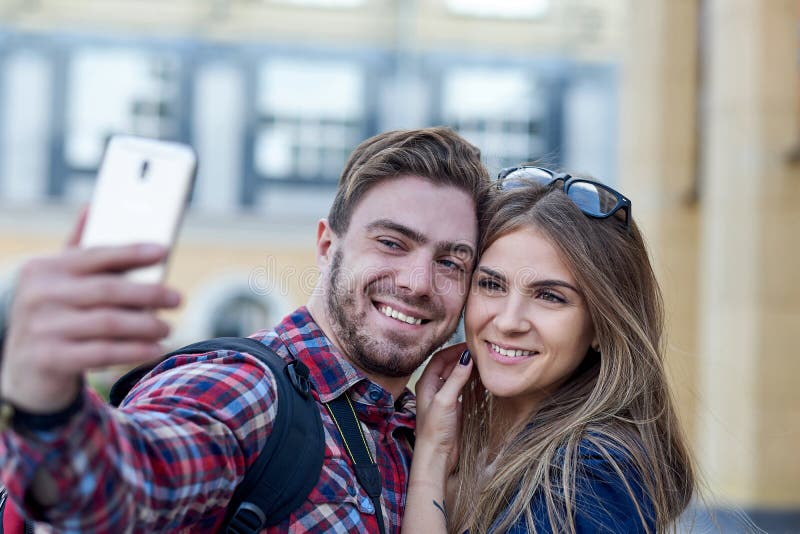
[376,303,425,325]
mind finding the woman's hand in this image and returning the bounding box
[403,343,473,534]
[414,342,474,476]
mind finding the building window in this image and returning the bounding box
[445,0,549,19]
[210,293,272,338]
[63,48,182,198]
[254,58,367,185]
[442,67,547,171]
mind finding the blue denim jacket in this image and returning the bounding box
[501,440,655,533]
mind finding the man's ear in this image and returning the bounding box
[316,218,337,268]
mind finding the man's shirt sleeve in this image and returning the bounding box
[0,350,278,533]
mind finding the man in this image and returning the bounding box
[0,127,490,532]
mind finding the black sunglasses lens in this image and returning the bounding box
[566,181,619,217]
[499,167,555,189]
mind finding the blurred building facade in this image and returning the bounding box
[0,0,621,342]
[0,0,797,530]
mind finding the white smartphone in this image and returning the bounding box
[80,135,197,284]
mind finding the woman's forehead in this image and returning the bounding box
[479,227,578,284]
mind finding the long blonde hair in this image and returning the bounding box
[450,180,695,533]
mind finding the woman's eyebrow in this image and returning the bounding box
[477,266,507,282]
[478,266,579,293]
[529,279,580,293]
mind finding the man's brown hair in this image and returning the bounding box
[328,127,490,235]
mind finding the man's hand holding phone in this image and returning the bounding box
[0,216,182,414]
[1,136,195,416]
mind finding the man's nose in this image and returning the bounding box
[394,254,434,297]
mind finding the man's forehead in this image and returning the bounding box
[345,175,477,241]
[352,177,475,217]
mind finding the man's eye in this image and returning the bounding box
[378,239,401,249]
[437,258,464,272]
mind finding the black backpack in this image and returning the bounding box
[110,337,326,533]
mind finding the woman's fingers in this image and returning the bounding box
[417,342,470,402]
[414,348,473,465]
[434,350,472,409]
[434,349,473,403]
[424,342,467,379]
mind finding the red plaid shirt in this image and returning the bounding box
[0,307,416,533]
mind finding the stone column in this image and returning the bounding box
[697,0,800,509]
[618,0,701,443]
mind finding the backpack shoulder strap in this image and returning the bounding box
[221,338,324,533]
[325,394,387,534]
[108,336,325,533]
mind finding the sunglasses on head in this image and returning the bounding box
[497,166,632,230]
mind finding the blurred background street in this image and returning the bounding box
[0,0,797,531]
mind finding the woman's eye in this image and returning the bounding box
[538,290,566,303]
[476,278,503,292]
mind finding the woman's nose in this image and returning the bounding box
[492,296,533,335]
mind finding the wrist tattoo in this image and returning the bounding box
[433,499,448,522]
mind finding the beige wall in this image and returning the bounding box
[696,0,800,507]
[1,0,625,60]
[618,0,701,449]
[622,0,800,510]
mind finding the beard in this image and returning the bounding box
[325,249,455,378]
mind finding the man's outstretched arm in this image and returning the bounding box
[0,220,275,531]
[1,349,277,532]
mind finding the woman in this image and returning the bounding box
[404,167,695,533]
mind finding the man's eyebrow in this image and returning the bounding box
[477,266,580,293]
[367,219,475,261]
[366,219,427,244]
[448,242,475,262]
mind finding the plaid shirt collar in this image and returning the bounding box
[256,307,416,414]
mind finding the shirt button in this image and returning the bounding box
[368,387,382,403]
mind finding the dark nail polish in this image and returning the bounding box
[459,349,471,365]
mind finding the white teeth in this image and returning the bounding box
[380,305,423,325]
[491,343,534,358]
